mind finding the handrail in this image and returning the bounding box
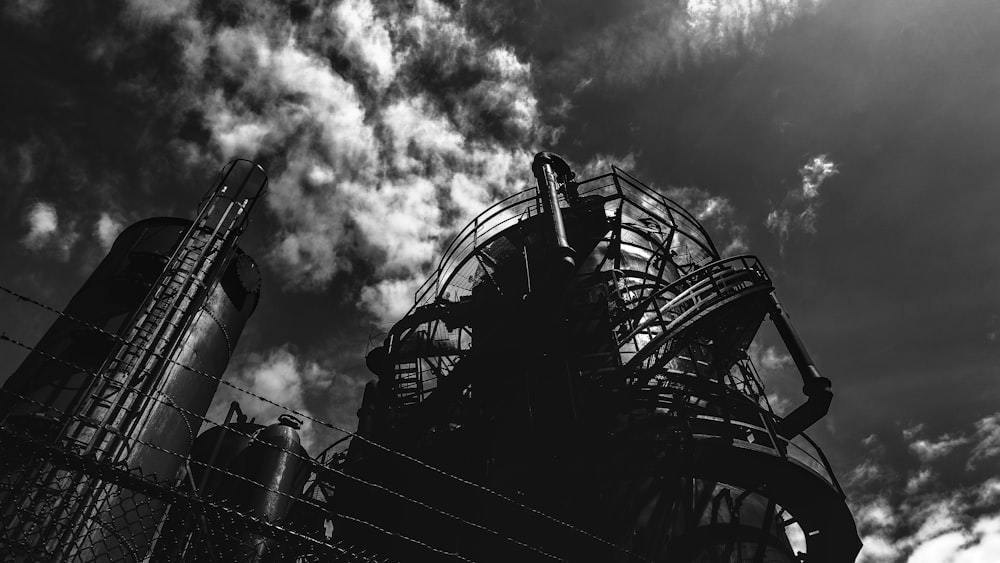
[622,256,769,321]
[612,257,772,369]
[628,381,842,493]
[617,264,762,345]
[408,168,721,311]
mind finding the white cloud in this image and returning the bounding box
[21,202,58,249]
[684,0,823,60]
[799,154,839,199]
[765,391,792,415]
[331,0,397,90]
[552,0,824,85]
[766,154,840,250]
[857,496,898,530]
[208,346,339,451]
[849,459,886,488]
[904,423,926,441]
[976,479,1000,505]
[343,176,442,278]
[162,1,545,321]
[3,0,50,22]
[968,413,1000,468]
[846,415,1000,561]
[849,472,1000,563]
[858,533,903,563]
[909,434,970,463]
[360,278,422,324]
[124,0,192,24]
[719,232,749,256]
[905,516,1000,563]
[784,520,806,555]
[21,201,79,260]
[745,341,795,413]
[379,96,464,173]
[893,413,1000,469]
[95,213,124,251]
[575,153,637,179]
[653,185,750,258]
[906,468,935,494]
[907,531,967,563]
[759,345,793,370]
[954,516,1000,563]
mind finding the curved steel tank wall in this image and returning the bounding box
[1,218,259,428]
[152,419,263,560]
[154,417,310,562]
[0,217,262,561]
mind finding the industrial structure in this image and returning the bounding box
[349,153,860,562]
[0,160,268,561]
[0,154,860,562]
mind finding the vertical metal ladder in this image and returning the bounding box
[61,192,245,461]
[393,361,423,408]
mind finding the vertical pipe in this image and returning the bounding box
[768,293,833,438]
[531,152,576,278]
[767,294,830,395]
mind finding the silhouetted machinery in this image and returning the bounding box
[0,153,860,562]
[350,153,861,562]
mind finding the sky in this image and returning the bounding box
[1,0,999,561]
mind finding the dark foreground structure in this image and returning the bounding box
[0,154,860,562]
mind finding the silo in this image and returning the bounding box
[346,153,861,562]
[153,408,311,563]
[0,160,266,561]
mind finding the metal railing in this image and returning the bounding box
[629,377,844,496]
[613,256,772,370]
[410,168,719,311]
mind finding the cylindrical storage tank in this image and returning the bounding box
[119,236,262,477]
[220,416,310,562]
[152,416,264,561]
[1,219,190,429]
[0,216,262,561]
[161,415,310,562]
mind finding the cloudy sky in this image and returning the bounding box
[1,0,999,561]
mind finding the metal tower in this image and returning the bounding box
[348,153,861,562]
[0,160,267,561]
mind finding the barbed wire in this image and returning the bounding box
[0,282,655,563]
[0,387,468,563]
[0,333,569,563]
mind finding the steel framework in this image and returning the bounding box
[353,153,861,562]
